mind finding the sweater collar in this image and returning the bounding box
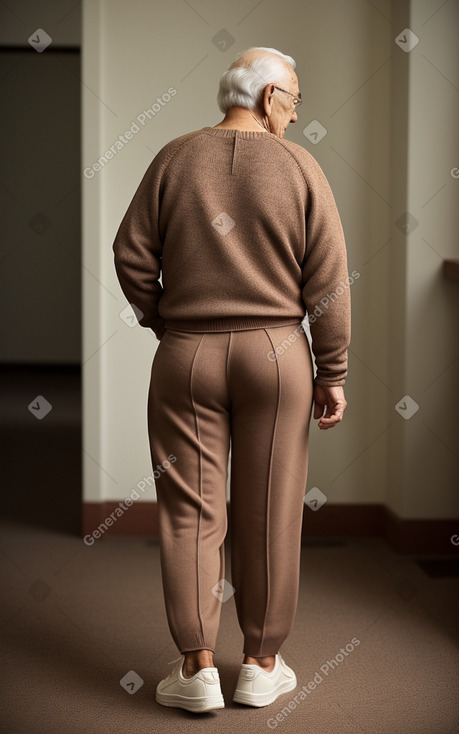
[200,126,275,140]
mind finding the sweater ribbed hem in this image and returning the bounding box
[164,316,303,333]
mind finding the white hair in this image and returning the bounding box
[217,46,296,114]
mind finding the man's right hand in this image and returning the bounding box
[313,384,347,430]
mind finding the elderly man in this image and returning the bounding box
[112,46,350,713]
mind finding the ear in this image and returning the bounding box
[261,84,275,116]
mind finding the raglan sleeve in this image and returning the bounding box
[300,153,351,386]
[112,151,167,341]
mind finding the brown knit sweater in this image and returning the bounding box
[112,127,351,386]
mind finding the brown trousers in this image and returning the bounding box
[147,323,314,657]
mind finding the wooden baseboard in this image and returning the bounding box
[82,502,459,555]
[300,503,458,555]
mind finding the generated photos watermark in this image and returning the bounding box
[84,87,177,179]
[304,486,328,511]
[212,578,235,602]
[267,637,360,728]
[267,270,360,362]
[83,454,176,546]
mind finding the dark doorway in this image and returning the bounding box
[0,47,81,535]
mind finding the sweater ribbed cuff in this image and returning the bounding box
[313,376,347,387]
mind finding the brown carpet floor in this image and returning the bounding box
[1,525,458,734]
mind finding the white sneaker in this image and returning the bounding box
[155,655,225,713]
[233,653,297,707]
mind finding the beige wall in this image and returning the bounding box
[82,0,459,518]
[388,0,459,517]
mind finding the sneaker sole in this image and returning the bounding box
[233,674,297,707]
[155,691,225,713]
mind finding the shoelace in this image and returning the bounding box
[163,654,184,682]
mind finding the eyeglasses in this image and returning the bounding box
[273,86,302,108]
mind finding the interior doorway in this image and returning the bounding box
[0,44,82,534]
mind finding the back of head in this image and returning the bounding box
[217,46,296,114]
